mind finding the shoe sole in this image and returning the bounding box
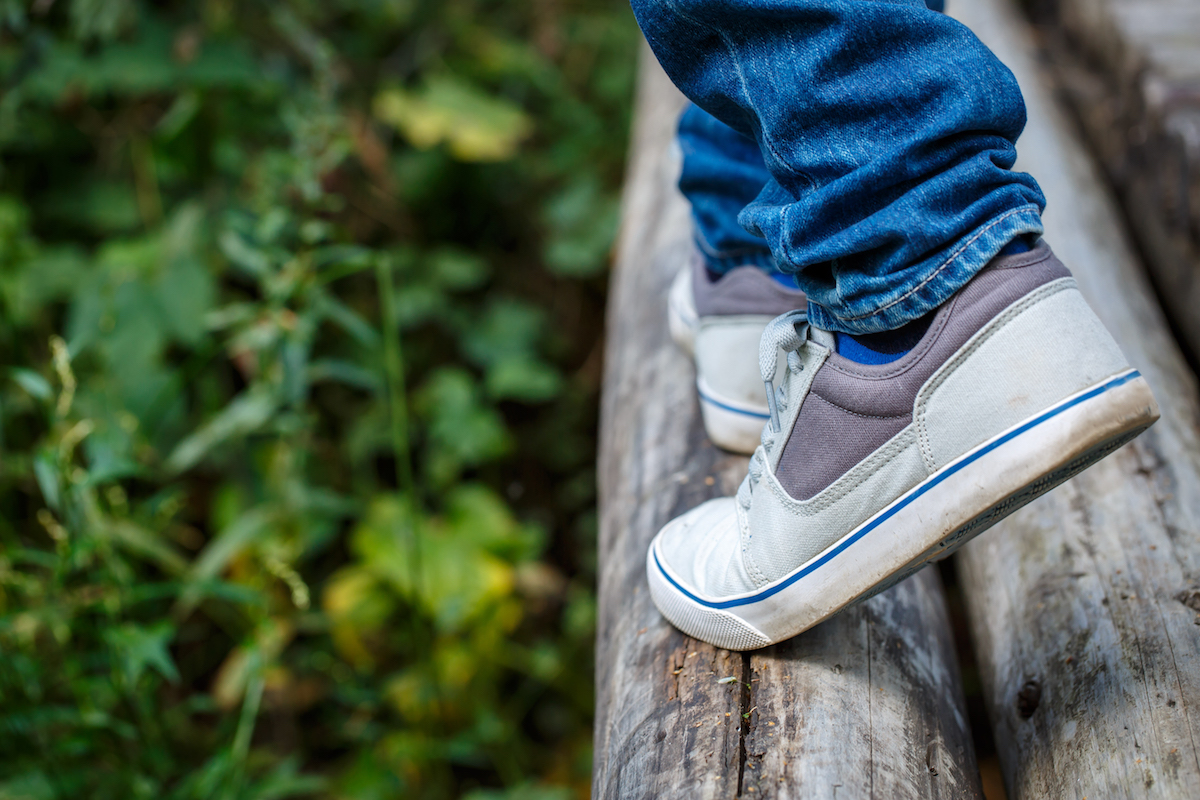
[648,368,1159,650]
[696,377,769,453]
[668,268,770,455]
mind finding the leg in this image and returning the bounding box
[670,103,802,452]
[678,103,777,274]
[676,0,948,280]
[635,0,1044,334]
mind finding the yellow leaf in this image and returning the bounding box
[322,567,394,669]
[211,619,294,709]
[349,494,520,633]
[373,75,532,162]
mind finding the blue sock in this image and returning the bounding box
[706,267,800,289]
[834,236,1034,364]
[835,313,933,365]
[998,235,1035,256]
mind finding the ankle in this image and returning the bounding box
[835,234,1036,364]
[834,313,935,365]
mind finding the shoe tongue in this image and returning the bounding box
[808,326,837,350]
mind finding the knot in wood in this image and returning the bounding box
[1016,680,1042,719]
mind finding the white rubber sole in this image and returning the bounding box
[697,377,769,454]
[648,369,1159,650]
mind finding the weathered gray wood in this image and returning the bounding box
[742,575,978,798]
[1036,0,1200,358]
[592,54,753,800]
[593,47,982,800]
[951,1,1200,797]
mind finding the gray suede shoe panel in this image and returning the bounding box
[776,240,1072,501]
[777,393,912,501]
[691,253,806,318]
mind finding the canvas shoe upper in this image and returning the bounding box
[668,251,806,453]
[649,241,1160,651]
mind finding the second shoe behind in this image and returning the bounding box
[668,252,806,453]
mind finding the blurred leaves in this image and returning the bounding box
[415,369,512,486]
[463,299,563,402]
[345,486,539,633]
[0,0,632,797]
[374,76,533,162]
[104,622,180,686]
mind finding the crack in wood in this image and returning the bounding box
[736,651,751,796]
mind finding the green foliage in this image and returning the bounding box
[0,0,636,797]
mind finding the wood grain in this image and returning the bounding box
[952,1,1200,797]
[593,47,982,800]
[742,572,980,799]
[1040,0,1200,360]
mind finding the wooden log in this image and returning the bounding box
[1033,0,1200,359]
[593,47,982,800]
[739,577,980,798]
[951,0,1200,797]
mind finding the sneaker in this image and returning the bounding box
[648,241,1159,650]
[668,251,806,453]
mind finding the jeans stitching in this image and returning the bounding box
[838,204,1042,322]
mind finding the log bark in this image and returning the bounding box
[593,48,982,800]
[951,1,1200,797]
[1035,0,1200,360]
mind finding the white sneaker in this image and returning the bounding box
[650,241,1159,650]
[668,252,806,453]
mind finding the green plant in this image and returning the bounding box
[0,1,635,797]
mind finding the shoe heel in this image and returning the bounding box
[696,379,769,454]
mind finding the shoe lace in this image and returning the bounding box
[738,309,809,510]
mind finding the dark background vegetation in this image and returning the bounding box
[0,1,638,797]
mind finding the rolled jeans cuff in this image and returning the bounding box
[806,204,1046,335]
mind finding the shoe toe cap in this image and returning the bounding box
[652,497,756,598]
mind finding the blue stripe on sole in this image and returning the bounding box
[697,389,770,420]
[657,370,1144,610]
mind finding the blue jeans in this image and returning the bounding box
[678,103,780,275]
[637,0,1046,333]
